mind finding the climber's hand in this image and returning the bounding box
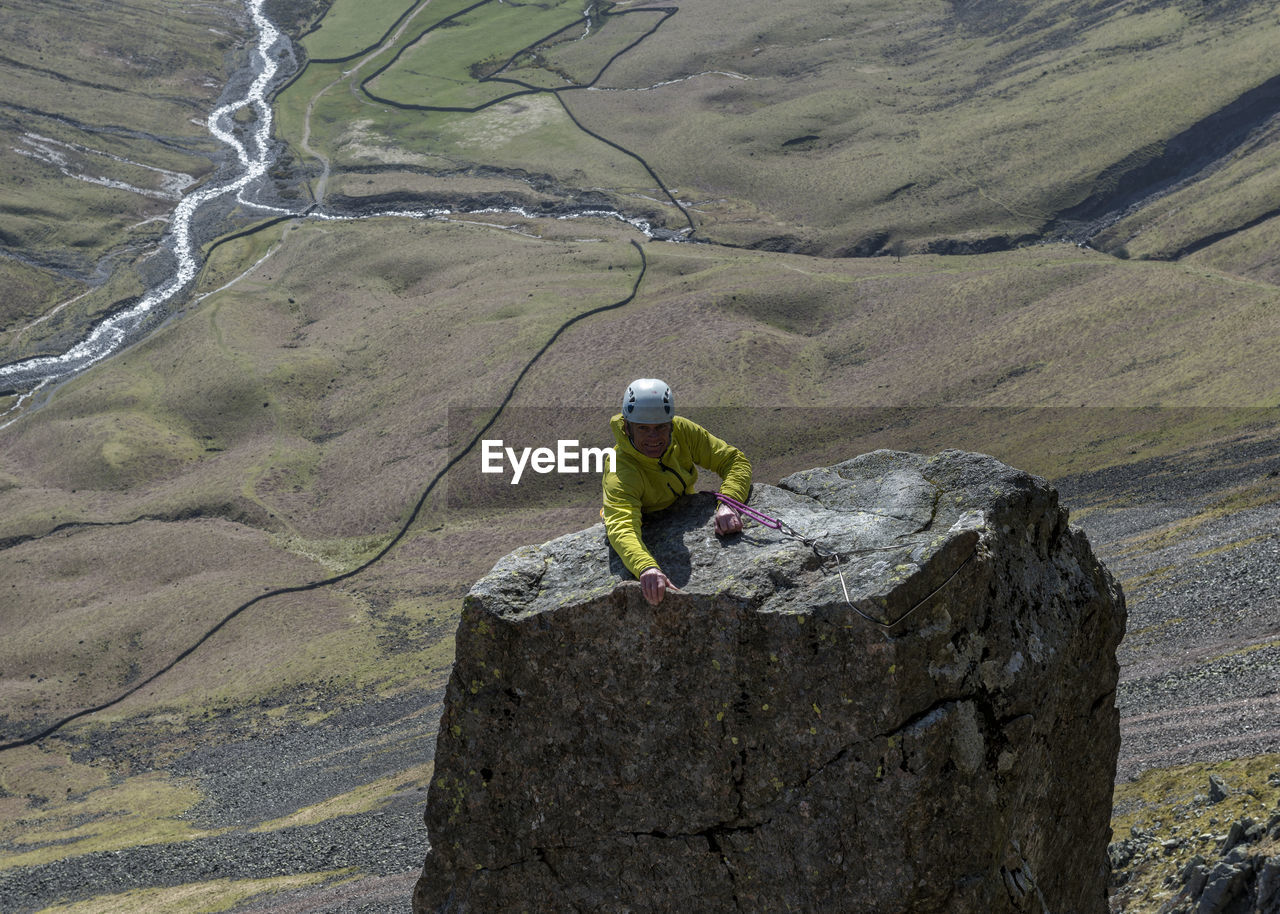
[714,502,743,536]
[640,567,672,605]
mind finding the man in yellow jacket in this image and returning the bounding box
[602,378,752,604]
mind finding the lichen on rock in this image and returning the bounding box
[413,449,1127,913]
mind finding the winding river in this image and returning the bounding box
[0,0,288,421]
[0,0,677,429]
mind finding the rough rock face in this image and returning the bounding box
[413,450,1127,913]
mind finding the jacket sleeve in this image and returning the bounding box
[602,472,659,578]
[687,422,752,503]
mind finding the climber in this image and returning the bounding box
[602,378,753,605]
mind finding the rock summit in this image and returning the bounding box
[414,450,1126,913]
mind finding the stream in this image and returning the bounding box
[0,0,289,420]
[0,0,680,430]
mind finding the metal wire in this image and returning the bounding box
[718,493,975,629]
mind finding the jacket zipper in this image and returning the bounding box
[659,457,687,500]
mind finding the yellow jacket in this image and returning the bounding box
[602,414,752,577]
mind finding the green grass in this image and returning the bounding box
[1,236,1274,914]
[561,0,1280,252]
[1110,754,1280,912]
[277,0,1280,253]
[0,259,83,336]
[0,745,224,868]
[365,0,586,109]
[300,0,422,60]
[1109,474,1280,558]
[277,14,662,198]
[1098,132,1280,260]
[511,8,670,87]
[1188,214,1280,285]
[0,0,232,324]
[0,259,152,365]
[28,873,344,914]
[4,0,1280,907]
[2,217,1276,743]
[250,761,434,832]
[0,218,643,731]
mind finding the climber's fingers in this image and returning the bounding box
[714,503,743,536]
[640,567,673,604]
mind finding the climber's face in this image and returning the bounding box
[627,421,671,458]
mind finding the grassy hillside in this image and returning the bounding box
[274,0,1280,257]
[3,213,1276,798]
[2,0,1279,910]
[3,213,1277,909]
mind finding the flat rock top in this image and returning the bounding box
[417,448,1124,914]
[469,449,1046,622]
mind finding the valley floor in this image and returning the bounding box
[2,430,1278,914]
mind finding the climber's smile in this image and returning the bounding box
[627,421,671,459]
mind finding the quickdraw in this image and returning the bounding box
[715,492,811,541]
[716,492,973,629]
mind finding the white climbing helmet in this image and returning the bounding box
[621,378,674,424]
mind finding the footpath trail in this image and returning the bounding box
[298,0,435,206]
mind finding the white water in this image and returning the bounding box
[15,133,194,200]
[0,0,287,416]
[1,0,686,429]
[308,204,667,240]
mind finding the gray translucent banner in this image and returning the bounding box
[446,406,1280,513]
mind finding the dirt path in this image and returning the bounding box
[298,0,434,205]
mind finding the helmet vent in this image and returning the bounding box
[621,379,673,423]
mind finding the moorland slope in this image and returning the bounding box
[1,0,1278,911]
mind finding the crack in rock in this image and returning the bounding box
[412,450,1125,913]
